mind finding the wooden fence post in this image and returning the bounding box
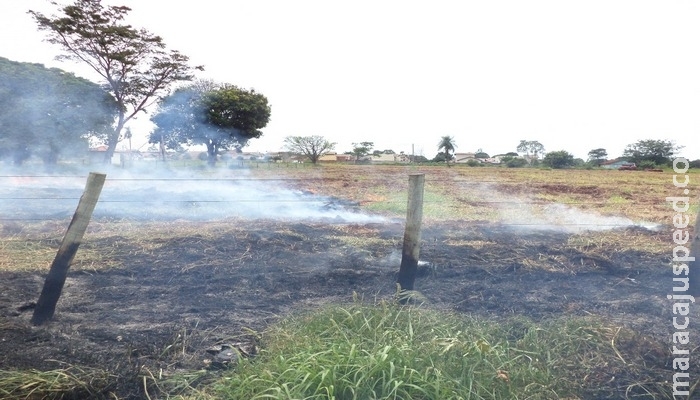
[31,172,106,325]
[397,174,425,294]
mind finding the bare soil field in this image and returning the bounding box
[0,164,697,398]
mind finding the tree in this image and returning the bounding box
[623,139,681,166]
[30,1,202,163]
[410,155,429,163]
[351,142,374,163]
[150,81,212,160]
[283,136,336,164]
[516,140,545,160]
[0,56,118,166]
[474,150,490,159]
[150,81,271,166]
[432,152,453,163]
[542,150,575,169]
[587,148,608,166]
[437,136,456,166]
[200,85,270,165]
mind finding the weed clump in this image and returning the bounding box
[215,301,657,399]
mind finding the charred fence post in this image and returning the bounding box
[397,174,425,298]
[31,172,106,326]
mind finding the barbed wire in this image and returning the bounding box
[0,174,680,226]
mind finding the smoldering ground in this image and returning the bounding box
[0,168,662,234]
[0,168,388,223]
[0,217,682,399]
[0,165,686,398]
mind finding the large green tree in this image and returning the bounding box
[437,136,456,166]
[623,139,681,166]
[0,57,117,166]
[351,142,374,163]
[283,136,336,164]
[150,81,271,166]
[30,0,202,163]
[517,140,545,160]
[542,150,575,169]
[587,148,608,166]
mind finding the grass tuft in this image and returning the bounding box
[0,365,113,400]
[213,301,665,399]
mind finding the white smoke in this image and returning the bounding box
[503,201,659,233]
[0,169,386,223]
[472,182,659,233]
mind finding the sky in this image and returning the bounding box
[1,0,699,160]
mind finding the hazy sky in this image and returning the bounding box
[2,0,698,160]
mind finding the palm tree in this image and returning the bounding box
[437,136,456,166]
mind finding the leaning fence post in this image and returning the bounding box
[397,174,425,296]
[31,172,106,325]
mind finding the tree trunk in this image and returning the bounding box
[103,114,126,164]
[206,141,218,167]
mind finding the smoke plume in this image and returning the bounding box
[0,169,386,223]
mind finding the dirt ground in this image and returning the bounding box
[0,217,688,399]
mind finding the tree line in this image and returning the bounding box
[0,56,117,166]
[1,0,271,168]
[282,134,691,169]
[428,137,688,169]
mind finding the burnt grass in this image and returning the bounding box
[0,218,693,399]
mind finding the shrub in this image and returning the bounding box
[506,158,528,168]
[636,160,658,170]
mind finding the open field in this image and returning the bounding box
[0,164,698,398]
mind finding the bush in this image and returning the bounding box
[542,150,575,169]
[636,160,658,170]
[506,158,528,168]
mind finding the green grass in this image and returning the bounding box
[365,189,462,220]
[212,301,652,400]
[0,365,114,400]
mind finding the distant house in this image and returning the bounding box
[318,152,340,162]
[371,151,411,164]
[260,151,297,162]
[238,152,265,160]
[395,152,410,163]
[488,154,530,165]
[454,153,476,163]
[88,145,124,165]
[336,154,355,162]
[600,159,635,169]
